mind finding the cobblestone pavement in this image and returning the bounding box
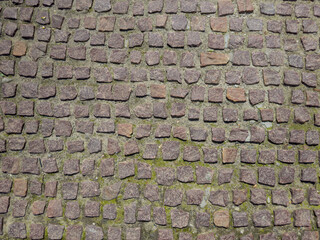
[1,0,320,239]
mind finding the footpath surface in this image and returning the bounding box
[1,0,320,239]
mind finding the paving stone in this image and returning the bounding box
[81,181,100,197]
[302,231,319,240]
[137,205,151,222]
[126,227,140,240]
[30,224,45,239]
[64,159,80,175]
[279,167,295,185]
[84,200,100,217]
[253,210,272,227]
[8,222,27,239]
[258,150,276,164]
[194,212,210,228]
[301,168,317,183]
[106,227,121,240]
[233,212,248,227]
[229,128,249,142]
[240,168,256,185]
[294,107,310,124]
[272,189,289,206]
[249,89,265,105]
[29,180,42,195]
[101,182,121,200]
[13,199,28,217]
[124,183,139,200]
[196,166,214,184]
[124,202,137,224]
[66,225,83,240]
[144,185,159,202]
[118,160,135,179]
[213,209,229,228]
[218,0,234,16]
[0,179,12,193]
[294,209,311,227]
[0,1,318,238]
[156,167,175,186]
[45,181,57,197]
[209,190,229,206]
[171,209,189,228]
[222,148,237,163]
[32,200,46,215]
[182,146,200,162]
[0,196,10,213]
[8,137,25,151]
[197,232,216,240]
[177,166,194,183]
[81,159,95,176]
[258,167,276,186]
[268,127,287,144]
[100,158,114,177]
[154,207,167,225]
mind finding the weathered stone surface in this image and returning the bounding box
[200,52,229,66]
[0,1,318,238]
[213,209,229,228]
[8,222,27,239]
[253,210,272,227]
[171,209,189,228]
[209,190,229,206]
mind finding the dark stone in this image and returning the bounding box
[208,88,223,103]
[279,167,295,185]
[177,166,194,183]
[171,209,189,228]
[85,225,103,240]
[249,89,265,105]
[233,212,248,227]
[240,149,256,164]
[258,150,275,164]
[233,189,247,206]
[62,182,78,200]
[291,188,305,204]
[253,210,271,227]
[294,107,310,124]
[84,200,100,217]
[274,209,291,226]
[268,127,287,144]
[223,108,238,122]
[294,209,311,227]
[156,167,175,186]
[218,168,233,185]
[209,190,229,206]
[272,189,289,206]
[258,167,276,186]
[144,184,159,202]
[123,183,139,200]
[118,160,135,179]
[240,168,256,185]
[81,181,100,197]
[196,166,213,184]
[162,141,180,160]
[21,157,39,174]
[229,128,249,142]
[8,222,27,239]
[301,168,317,183]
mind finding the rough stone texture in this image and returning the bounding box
[0,0,318,238]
